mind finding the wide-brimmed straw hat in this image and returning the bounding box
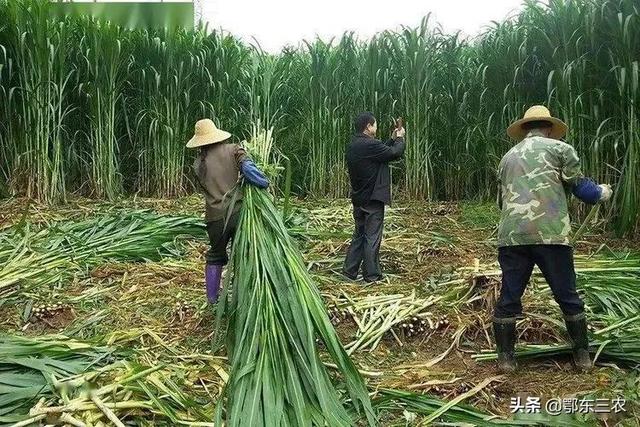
[507,105,568,141]
[186,119,231,148]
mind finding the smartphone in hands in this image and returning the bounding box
[395,117,403,130]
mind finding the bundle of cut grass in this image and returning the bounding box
[214,129,376,426]
[0,334,116,425]
[472,253,640,366]
[19,209,203,261]
[325,292,442,353]
[0,210,203,299]
[0,334,214,426]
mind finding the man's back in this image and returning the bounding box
[194,143,246,221]
[493,105,610,374]
[498,135,582,247]
[346,133,405,206]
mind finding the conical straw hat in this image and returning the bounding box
[186,119,232,148]
[507,105,568,141]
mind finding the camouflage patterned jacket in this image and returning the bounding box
[497,131,584,247]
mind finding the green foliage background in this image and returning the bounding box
[0,0,638,234]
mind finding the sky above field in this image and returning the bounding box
[202,0,526,52]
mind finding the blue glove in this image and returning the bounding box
[572,177,601,205]
[240,160,269,189]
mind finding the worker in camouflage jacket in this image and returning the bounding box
[494,105,613,373]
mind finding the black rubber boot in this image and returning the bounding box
[564,313,592,372]
[493,317,517,373]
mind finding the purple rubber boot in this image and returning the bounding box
[205,264,223,303]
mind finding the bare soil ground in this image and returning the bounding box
[1,196,638,425]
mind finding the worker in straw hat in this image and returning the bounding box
[187,119,269,304]
[493,105,613,373]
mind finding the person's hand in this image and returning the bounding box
[599,184,613,202]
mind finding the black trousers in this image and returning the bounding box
[494,245,585,318]
[205,210,240,265]
[343,201,385,282]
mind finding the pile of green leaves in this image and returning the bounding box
[215,185,375,425]
[0,334,115,425]
[0,210,203,299]
[474,253,640,366]
[0,334,213,426]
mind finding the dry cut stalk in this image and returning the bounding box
[91,393,126,427]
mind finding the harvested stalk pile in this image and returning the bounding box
[462,253,640,366]
[0,334,214,426]
[0,334,116,425]
[214,129,375,426]
[0,211,202,300]
[325,291,442,353]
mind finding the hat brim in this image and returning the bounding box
[507,116,568,141]
[186,130,231,148]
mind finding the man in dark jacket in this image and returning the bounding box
[342,112,406,283]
